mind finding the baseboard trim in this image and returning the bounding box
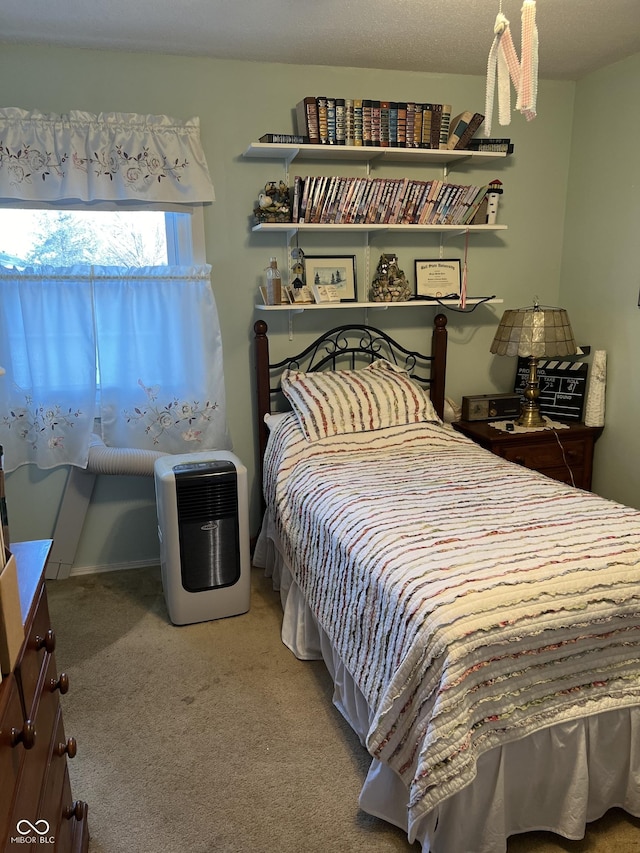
[69,559,160,577]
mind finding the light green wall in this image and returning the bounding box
[559,53,640,507]
[1,44,582,568]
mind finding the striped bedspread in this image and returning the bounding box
[263,416,640,835]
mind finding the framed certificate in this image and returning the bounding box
[414,259,461,298]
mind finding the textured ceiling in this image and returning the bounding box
[2,0,639,80]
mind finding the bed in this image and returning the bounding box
[251,315,640,853]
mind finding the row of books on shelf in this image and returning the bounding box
[259,131,514,154]
[290,175,492,226]
[289,97,499,151]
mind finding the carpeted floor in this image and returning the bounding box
[47,566,640,853]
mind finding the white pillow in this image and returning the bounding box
[263,412,292,431]
[281,359,440,442]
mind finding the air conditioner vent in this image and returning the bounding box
[176,475,238,521]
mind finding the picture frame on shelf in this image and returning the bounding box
[305,255,357,302]
[414,259,461,298]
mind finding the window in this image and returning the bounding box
[0,109,227,468]
[0,204,207,402]
[0,205,205,268]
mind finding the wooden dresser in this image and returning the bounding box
[0,540,89,852]
[452,420,604,491]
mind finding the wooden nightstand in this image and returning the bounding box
[452,420,604,490]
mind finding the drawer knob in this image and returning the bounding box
[35,629,56,654]
[514,455,525,465]
[56,736,77,759]
[50,672,70,694]
[11,720,36,750]
[64,800,87,822]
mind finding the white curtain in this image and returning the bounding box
[0,265,230,472]
[0,267,98,470]
[93,266,230,453]
[0,109,215,204]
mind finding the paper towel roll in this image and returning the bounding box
[584,350,606,427]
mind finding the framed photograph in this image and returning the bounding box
[414,259,461,299]
[305,255,357,302]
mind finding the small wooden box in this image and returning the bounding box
[0,549,24,674]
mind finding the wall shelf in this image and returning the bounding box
[255,297,503,338]
[252,222,507,235]
[243,142,508,166]
[256,297,503,312]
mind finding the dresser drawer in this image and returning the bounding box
[38,704,78,847]
[54,770,75,852]
[10,654,60,835]
[0,675,27,846]
[498,438,587,471]
[55,769,90,853]
[0,542,89,853]
[16,584,54,718]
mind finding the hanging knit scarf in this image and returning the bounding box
[485,1,538,136]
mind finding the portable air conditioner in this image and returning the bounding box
[154,451,250,625]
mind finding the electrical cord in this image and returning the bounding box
[551,429,576,487]
[422,294,497,312]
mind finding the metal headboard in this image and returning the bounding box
[253,315,448,471]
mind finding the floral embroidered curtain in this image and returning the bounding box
[93,266,230,453]
[0,109,215,203]
[0,265,230,472]
[0,267,98,470]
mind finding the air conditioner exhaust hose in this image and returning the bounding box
[87,434,169,476]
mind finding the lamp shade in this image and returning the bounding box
[490,305,577,358]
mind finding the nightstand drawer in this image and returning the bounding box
[499,438,587,471]
[452,421,603,491]
[542,466,583,487]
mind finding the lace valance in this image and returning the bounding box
[0,108,215,204]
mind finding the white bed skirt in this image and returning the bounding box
[254,519,640,853]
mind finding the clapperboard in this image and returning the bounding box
[514,357,588,421]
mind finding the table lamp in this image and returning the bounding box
[490,300,577,428]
